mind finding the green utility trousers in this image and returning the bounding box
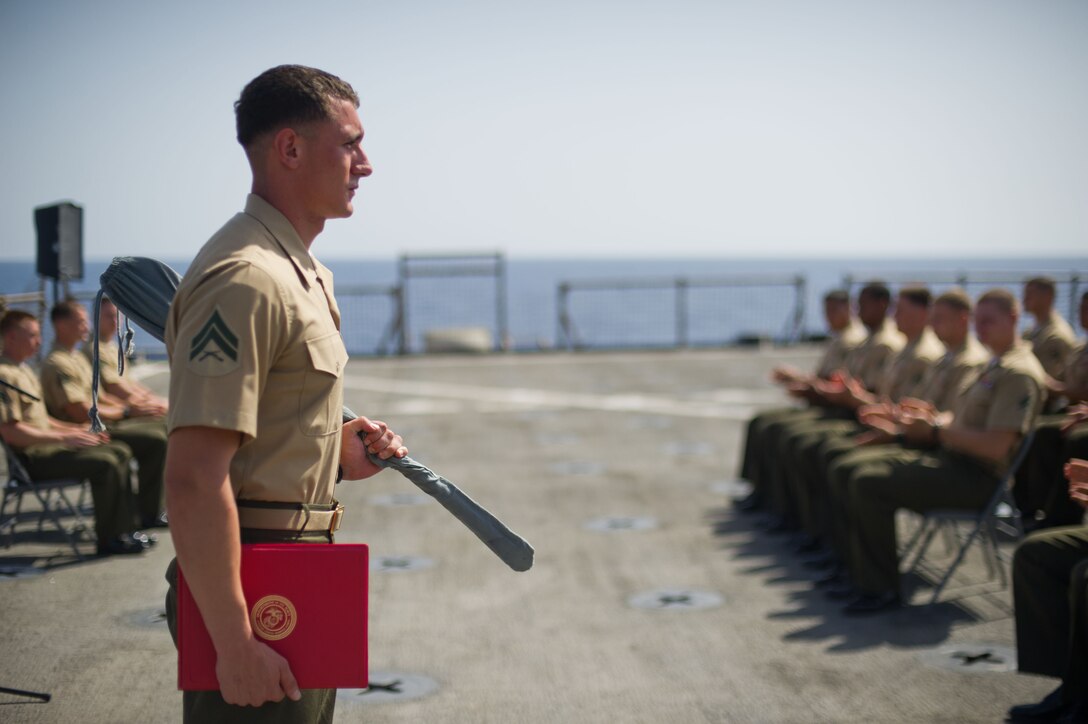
[20,441,135,545]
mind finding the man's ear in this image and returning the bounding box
[272,128,302,169]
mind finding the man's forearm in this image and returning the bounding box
[66,399,128,423]
[0,421,63,449]
[165,430,253,654]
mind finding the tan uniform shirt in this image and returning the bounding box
[876,327,944,402]
[165,194,348,506]
[81,338,123,387]
[815,319,866,378]
[1062,342,1088,396]
[845,318,905,392]
[0,355,53,448]
[40,345,95,423]
[918,335,990,413]
[949,342,1046,473]
[1025,314,1077,380]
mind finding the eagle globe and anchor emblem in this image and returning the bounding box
[250,595,298,641]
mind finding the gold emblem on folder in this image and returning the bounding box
[251,595,297,641]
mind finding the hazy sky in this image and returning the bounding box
[2,0,1086,261]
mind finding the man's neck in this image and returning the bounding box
[1033,309,1053,326]
[250,184,321,248]
[902,327,925,344]
[54,338,77,353]
[941,333,967,352]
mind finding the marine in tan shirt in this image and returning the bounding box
[736,289,864,511]
[42,300,168,528]
[0,310,146,554]
[754,283,905,524]
[166,193,350,507]
[816,286,938,412]
[162,65,407,720]
[1047,291,1088,407]
[1023,276,1077,382]
[913,289,992,413]
[815,290,989,556]
[845,317,906,393]
[775,287,940,537]
[82,297,168,417]
[839,289,1046,614]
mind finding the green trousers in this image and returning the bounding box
[826,444,910,562]
[779,420,861,537]
[108,418,167,523]
[165,528,336,724]
[1012,525,1088,693]
[843,448,998,595]
[738,406,821,496]
[20,441,135,545]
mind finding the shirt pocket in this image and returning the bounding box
[298,332,348,437]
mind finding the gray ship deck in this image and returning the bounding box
[0,347,1055,722]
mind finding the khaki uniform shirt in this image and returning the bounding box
[1025,314,1077,380]
[949,342,1046,474]
[40,345,95,423]
[81,338,123,387]
[0,355,52,449]
[1062,342,1088,396]
[918,335,990,412]
[165,194,348,506]
[845,318,905,392]
[876,327,944,402]
[815,319,866,378]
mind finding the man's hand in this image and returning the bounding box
[215,636,301,707]
[771,365,803,385]
[130,398,168,417]
[1067,458,1088,510]
[340,416,407,481]
[816,375,867,408]
[1061,404,1088,436]
[59,429,105,448]
[899,397,938,420]
[854,428,894,446]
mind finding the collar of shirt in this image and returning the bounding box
[243,193,320,291]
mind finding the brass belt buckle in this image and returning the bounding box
[328,505,344,533]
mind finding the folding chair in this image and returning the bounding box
[899,429,1035,606]
[0,440,94,560]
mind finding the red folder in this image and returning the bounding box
[177,543,368,691]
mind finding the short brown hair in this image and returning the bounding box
[1025,276,1057,295]
[0,309,37,335]
[823,289,850,305]
[898,285,932,309]
[235,65,360,148]
[49,299,85,325]
[977,288,1020,316]
[934,288,972,313]
[859,281,891,304]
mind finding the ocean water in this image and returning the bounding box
[2,256,1084,355]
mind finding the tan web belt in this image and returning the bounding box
[235,499,344,533]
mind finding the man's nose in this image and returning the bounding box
[353,149,373,178]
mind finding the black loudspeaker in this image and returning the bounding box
[35,202,84,281]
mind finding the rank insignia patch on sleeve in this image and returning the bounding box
[188,308,240,376]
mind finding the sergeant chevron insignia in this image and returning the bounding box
[187,308,240,376]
